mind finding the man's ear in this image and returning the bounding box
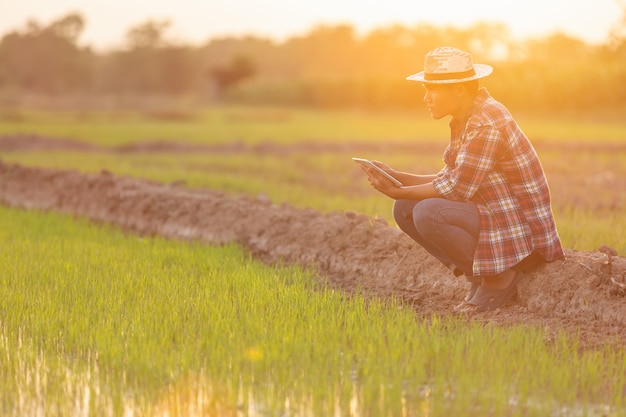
[452,83,467,97]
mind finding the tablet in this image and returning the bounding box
[352,158,403,187]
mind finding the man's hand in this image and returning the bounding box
[357,160,404,199]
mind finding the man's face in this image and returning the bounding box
[422,83,463,120]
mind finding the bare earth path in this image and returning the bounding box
[1,160,625,348]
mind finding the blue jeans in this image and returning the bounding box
[393,198,480,277]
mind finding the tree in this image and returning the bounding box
[608,0,626,54]
[105,19,200,95]
[48,13,85,43]
[0,12,92,94]
[125,19,170,50]
[209,55,256,98]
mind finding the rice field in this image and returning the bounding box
[1,107,625,253]
[0,106,625,415]
[1,206,625,416]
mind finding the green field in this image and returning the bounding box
[0,107,625,415]
[2,106,625,145]
[1,207,624,416]
[1,106,625,253]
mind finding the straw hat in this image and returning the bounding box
[406,46,493,84]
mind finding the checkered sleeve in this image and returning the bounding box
[432,124,504,201]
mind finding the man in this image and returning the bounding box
[357,46,564,312]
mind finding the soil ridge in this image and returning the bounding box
[1,161,624,346]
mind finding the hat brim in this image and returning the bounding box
[406,64,493,84]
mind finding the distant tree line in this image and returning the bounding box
[0,12,625,113]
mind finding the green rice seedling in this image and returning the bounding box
[556,209,626,253]
[1,106,625,147]
[1,206,625,416]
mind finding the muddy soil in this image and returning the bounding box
[1,135,625,349]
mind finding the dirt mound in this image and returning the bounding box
[1,160,624,347]
[0,134,99,151]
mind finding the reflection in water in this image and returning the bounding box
[1,334,618,417]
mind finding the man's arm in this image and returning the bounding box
[393,172,438,186]
[358,161,441,200]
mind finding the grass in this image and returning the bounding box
[1,106,626,146]
[1,206,625,416]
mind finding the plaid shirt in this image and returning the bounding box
[432,88,564,276]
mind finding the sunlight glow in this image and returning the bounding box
[1,0,623,50]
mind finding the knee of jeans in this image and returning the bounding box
[412,199,444,232]
[392,200,414,223]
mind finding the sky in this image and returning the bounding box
[0,0,623,51]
